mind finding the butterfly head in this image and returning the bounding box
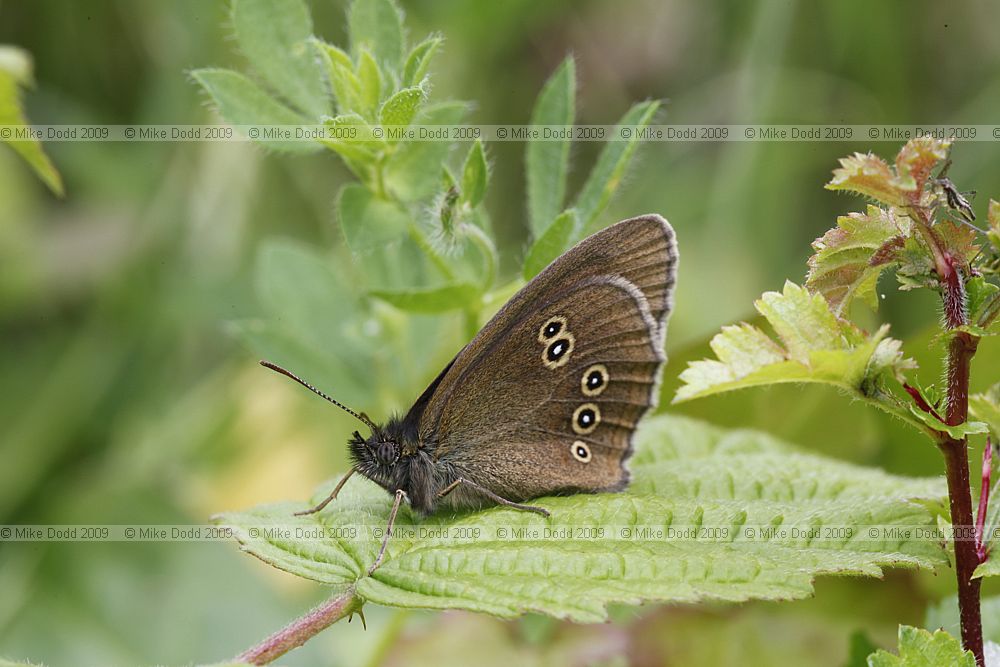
[349,428,401,472]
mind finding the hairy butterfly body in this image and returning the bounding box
[262,214,677,572]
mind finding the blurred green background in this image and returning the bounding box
[2,1,1000,665]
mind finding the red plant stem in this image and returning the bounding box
[976,439,992,563]
[941,328,984,666]
[235,588,361,665]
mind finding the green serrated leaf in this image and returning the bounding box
[806,206,908,315]
[573,100,659,236]
[0,47,63,195]
[675,282,916,403]
[935,219,980,266]
[384,101,468,202]
[866,625,974,667]
[826,152,907,206]
[313,40,363,115]
[215,415,947,622]
[460,139,488,207]
[192,68,320,153]
[231,0,328,118]
[968,277,1000,327]
[970,383,1000,438]
[370,283,480,313]
[526,57,575,237]
[348,0,405,75]
[974,557,1000,579]
[523,209,576,280]
[356,49,382,120]
[378,85,425,127]
[402,34,442,87]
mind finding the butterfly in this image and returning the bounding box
[262,214,678,572]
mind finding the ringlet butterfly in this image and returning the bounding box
[262,214,677,572]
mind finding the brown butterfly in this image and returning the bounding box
[263,214,678,572]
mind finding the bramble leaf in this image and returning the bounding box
[523,209,577,280]
[806,206,908,315]
[906,407,989,440]
[215,415,947,622]
[826,152,906,206]
[893,136,950,193]
[526,57,575,237]
[231,0,328,118]
[866,625,974,667]
[0,45,63,195]
[675,282,915,403]
[574,100,659,236]
[935,219,980,265]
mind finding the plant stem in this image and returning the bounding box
[940,327,984,666]
[234,588,361,665]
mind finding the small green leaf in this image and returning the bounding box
[970,383,1000,437]
[192,68,320,153]
[338,184,410,255]
[378,85,425,127]
[968,277,1000,328]
[526,57,575,237]
[215,415,947,622]
[906,407,989,439]
[370,283,481,313]
[384,101,468,202]
[356,49,382,120]
[314,40,364,115]
[320,114,378,178]
[826,152,907,206]
[523,209,576,280]
[460,139,488,207]
[573,100,659,236]
[402,34,442,87]
[675,282,915,403]
[0,47,63,195]
[231,0,328,118]
[866,625,974,667]
[974,557,1000,579]
[348,0,405,75]
[806,206,908,315]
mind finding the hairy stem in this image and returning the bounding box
[234,588,361,665]
[941,327,984,665]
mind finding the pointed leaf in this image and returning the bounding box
[675,282,915,402]
[402,34,443,87]
[370,282,481,313]
[348,0,405,75]
[356,49,382,120]
[806,206,909,315]
[574,100,659,236]
[523,209,576,280]
[215,415,947,622]
[314,40,364,115]
[384,101,468,202]
[935,219,980,265]
[0,47,63,195]
[192,68,320,153]
[460,139,488,207]
[526,57,575,237]
[867,626,974,667]
[894,137,950,193]
[231,0,328,118]
[319,114,379,177]
[906,407,988,439]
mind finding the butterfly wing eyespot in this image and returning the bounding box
[541,332,575,369]
[572,402,600,435]
[571,440,592,463]
[538,315,568,342]
[581,364,609,396]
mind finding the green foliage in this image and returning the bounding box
[0,45,63,195]
[970,383,1000,437]
[526,57,575,237]
[215,415,947,622]
[866,626,974,667]
[925,594,1000,644]
[675,281,914,405]
[523,209,577,280]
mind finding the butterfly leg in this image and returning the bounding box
[438,478,551,518]
[368,488,407,575]
[294,468,356,516]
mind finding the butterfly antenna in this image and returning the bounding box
[259,360,378,432]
